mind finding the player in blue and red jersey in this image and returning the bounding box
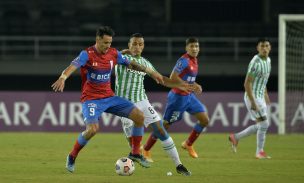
[142,37,209,161]
[51,26,164,173]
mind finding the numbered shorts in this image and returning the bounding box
[244,95,267,121]
[121,99,161,137]
[82,96,135,124]
[163,91,206,124]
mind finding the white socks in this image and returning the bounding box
[235,124,258,140]
[161,137,181,167]
[234,120,269,155]
[256,120,269,154]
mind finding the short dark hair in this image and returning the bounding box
[130,33,143,39]
[257,37,270,45]
[96,26,115,37]
[186,37,199,45]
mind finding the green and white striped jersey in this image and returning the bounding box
[115,54,156,103]
[246,54,271,99]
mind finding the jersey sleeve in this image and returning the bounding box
[117,51,130,66]
[247,59,259,77]
[173,58,188,74]
[144,58,156,72]
[71,50,89,68]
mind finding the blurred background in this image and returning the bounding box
[1,0,303,92]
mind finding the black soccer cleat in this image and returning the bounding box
[128,153,151,168]
[176,164,191,176]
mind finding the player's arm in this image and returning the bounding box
[162,75,191,92]
[51,65,77,92]
[264,88,271,105]
[128,61,164,85]
[117,50,164,84]
[192,82,202,95]
[164,70,193,92]
[51,50,88,92]
[120,49,131,55]
[244,74,258,111]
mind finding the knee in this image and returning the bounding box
[138,111,144,122]
[87,125,99,137]
[133,110,144,127]
[199,118,209,127]
[259,120,269,129]
[163,120,170,130]
[151,124,168,141]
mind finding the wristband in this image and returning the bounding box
[60,74,67,80]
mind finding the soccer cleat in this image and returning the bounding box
[181,141,198,158]
[141,146,154,163]
[256,151,271,159]
[176,164,191,176]
[128,153,151,168]
[66,154,76,173]
[228,133,238,153]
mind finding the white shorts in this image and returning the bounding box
[121,99,161,130]
[244,95,267,121]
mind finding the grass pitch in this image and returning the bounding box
[0,133,303,183]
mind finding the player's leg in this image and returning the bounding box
[143,92,185,157]
[66,100,102,172]
[106,96,149,167]
[229,95,258,152]
[142,133,158,162]
[142,119,172,161]
[182,94,208,158]
[131,99,159,163]
[255,100,271,159]
[141,100,183,167]
[127,107,152,167]
[121,117,133,147]
[148,121,191,176]
[127,107,144,154]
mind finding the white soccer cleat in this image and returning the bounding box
[228,133,238,153]
[255,151,271,159]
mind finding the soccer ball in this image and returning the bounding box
[115,157,135,176]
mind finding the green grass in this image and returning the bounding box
[0,133,304,183]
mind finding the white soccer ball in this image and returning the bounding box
[115,157,135,176]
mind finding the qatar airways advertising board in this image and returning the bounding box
[0,92,303,133]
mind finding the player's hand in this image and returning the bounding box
[251,102,259,112]
[51,78,66,92]
[193,83,203,95]
[120,49,131,55]
[151,71,164,85]
[176,82,192,93]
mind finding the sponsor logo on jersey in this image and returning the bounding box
[87,103,97,108]
[90,72,110,81]
[126,68,146,76]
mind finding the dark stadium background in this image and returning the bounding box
[0,0,303,92]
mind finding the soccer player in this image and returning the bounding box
[51,26,164,172]
[142,37,209,159]
[116,33,191,176]
[228,38,272,159]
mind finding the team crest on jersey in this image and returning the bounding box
[177,61,183,69]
